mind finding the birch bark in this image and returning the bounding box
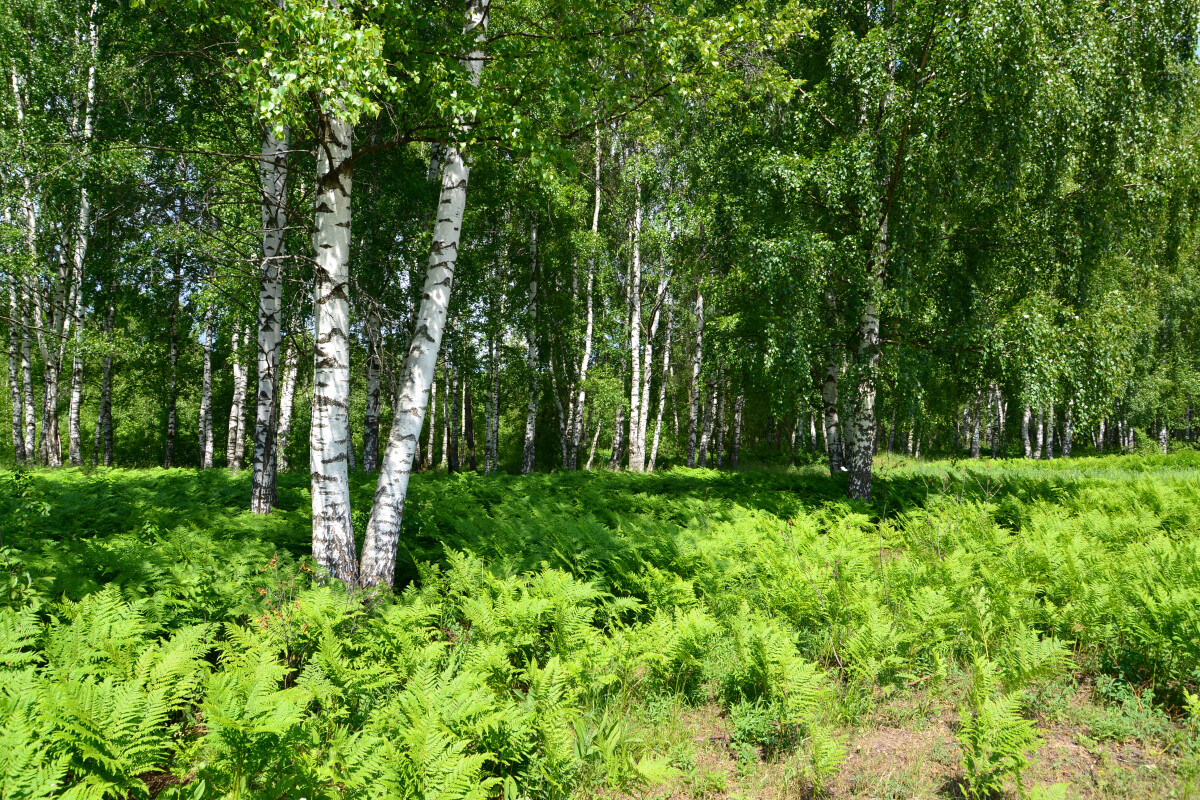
[164,287,179,468]
[309,107,358,585]
[648,293,673,472]
[1022,405,1032,458]
[227,323,249,470]
[627,172,644,472]
[251,120,288,512]
[358,0,490,589]
[276,342,299,472]
[7,269,25,463]
[687,292,703,467]
[199,306,215,468]
[569,125,601,469]
[66,4,98,468]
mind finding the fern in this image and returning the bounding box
[956,655,1042,800]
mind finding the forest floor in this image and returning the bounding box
[2,452,1199,799]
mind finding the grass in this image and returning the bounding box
[1,452,1199,799]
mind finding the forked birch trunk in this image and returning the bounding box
[358,0,490,589]
[309,107,358,585]
[251,120,288,512]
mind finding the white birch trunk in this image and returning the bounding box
[521,220,539,474]
[609,405,625,470]
[969,390,982,459]
[714,377,725,469]
[687,291,703,467]
[697,380,716,467]
[569,126,601,470]
[199,307,215,468]
[585,404,602,471]
[251,121,288,512]
[1022,405,1032,458]
[276,342,299,472]
[648,294,673,472]
[309,109,358,585]
[427,373,438,469]
[1046,402,1056,459]
[358,0,489,589]
[164,289,179,468]
[627,172,644,472]
[7,266,25,463]
[227,323,249,470]
[1062,399,1073,457]
[66,4,98,468]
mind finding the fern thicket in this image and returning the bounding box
[0,454,1198,797]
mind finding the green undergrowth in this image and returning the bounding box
[1,454,1199,799]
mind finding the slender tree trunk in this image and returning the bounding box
[20,295,35,463]
[845,283,882,499]
[821,358,844,474]
[427,372,438,470]
[164,288,179,468]
[586,402,601,470]
[358,0,489,589]
[569,126,601,470]
[714,376,725,469]
[251,119,288,512]
[227,324,249,470]
[522,219,539,474]
[465,380,477,471]
[1022,405,1032,458]
[1159,421,1169,454]
[627,172,645,472]
[440,368,450,469]
[1035,406,1045,459]
[276,342,299,472]
[362,313,382,472]
[609,405,625,470]
[7,271,25,463]
[199,306,214,468]
[66,7,98,469]
[309,107,358,586]
[448,363,460,473]
[95,297,114,467]
[1046,402,1056,459]
[698,379,716,467]
[1063,399,1074,457]
[969,391,982,459]
[485,333,496,473]
[687,292,703,467]
[648,294,673,472]
[731,393,745,469]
